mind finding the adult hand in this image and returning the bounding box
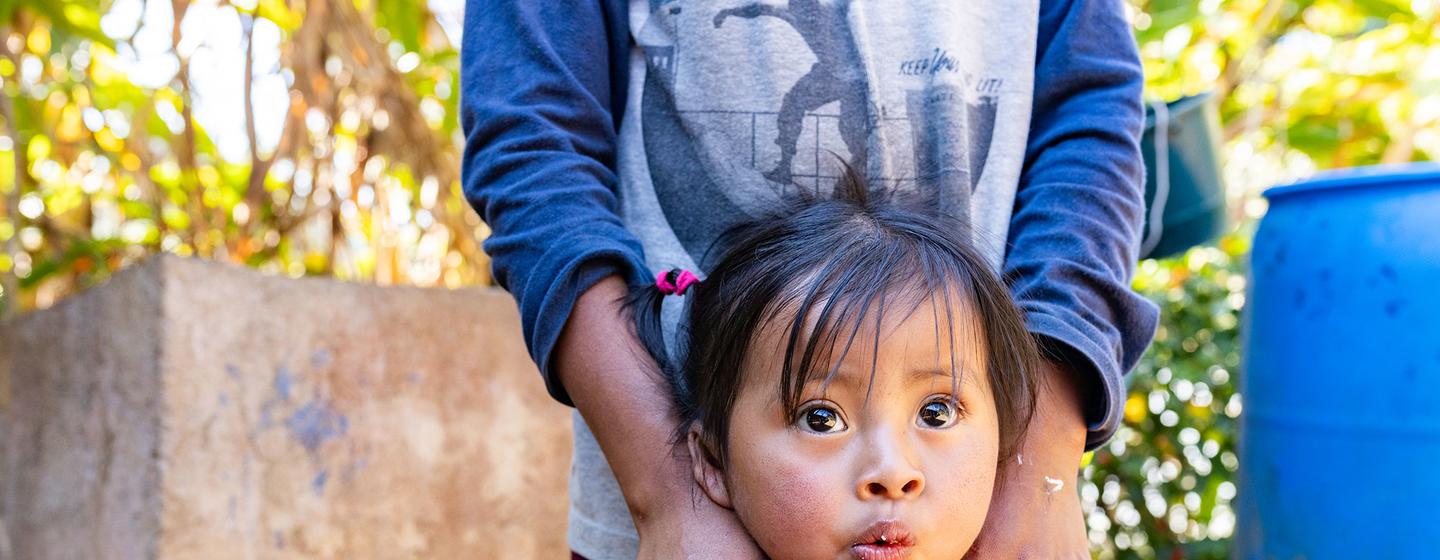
[964,360,1091,560]
[557,277,763,560]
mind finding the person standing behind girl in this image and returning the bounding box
[626,168,1041,559]
[461,0,1160,557]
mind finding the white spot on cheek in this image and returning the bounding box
[1043,476,1064,495]
[1016,453,1023,465]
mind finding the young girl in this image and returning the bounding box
[628,167,1040,559]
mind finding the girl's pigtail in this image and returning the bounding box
[624,269,700,424]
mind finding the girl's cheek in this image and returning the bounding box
[732,437,844,554]
[923,429,999,547]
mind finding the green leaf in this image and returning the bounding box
[18,256,60,289]
[1286,118,1344,159]
[1351,0,1409,19]
[1137,0,1200,43]
[24,0,115,50]
[376,0,424,53]
[0,0,21,25]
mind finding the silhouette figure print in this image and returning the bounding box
[713,0,870,185]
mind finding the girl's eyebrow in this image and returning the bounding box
[910,368,952,380]
[910,367,982,391]
[818,366,969,392]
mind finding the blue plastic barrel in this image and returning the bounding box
[1237,163,1440,558]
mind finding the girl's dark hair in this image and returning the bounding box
[628,165,1038,470]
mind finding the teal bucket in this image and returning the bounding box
[1140,92,1227,260]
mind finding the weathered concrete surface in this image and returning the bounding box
[0,256,164,560]
[1,255,572,559]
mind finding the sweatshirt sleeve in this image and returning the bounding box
[460,0,648,406]
[1004,0,1161,451]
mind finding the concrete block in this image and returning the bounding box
[1,255,572,559]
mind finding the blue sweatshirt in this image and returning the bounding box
[460,0,1158,455]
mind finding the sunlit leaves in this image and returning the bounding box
[16,0,114,49]
[375,0,424,54]
[256,0,300,31]
[1,0,485,313]
[1085,234,1249,560]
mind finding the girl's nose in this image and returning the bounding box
[856,433,926,501]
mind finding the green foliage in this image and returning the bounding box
[375,0,424,53]
[0,0,488,313]
[1,0,113,48]
[1084,233,1250,559]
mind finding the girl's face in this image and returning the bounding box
[690,298,1000,560]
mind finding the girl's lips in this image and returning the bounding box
[851,543,913,560]
[850,520,915,560]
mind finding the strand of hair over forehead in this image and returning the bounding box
[772,198,977,418]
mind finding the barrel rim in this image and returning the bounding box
[1264,162,1440,201]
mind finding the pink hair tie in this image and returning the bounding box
[655,268,701,296]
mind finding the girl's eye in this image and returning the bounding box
[799,405,848,434]
[918,398,961,428]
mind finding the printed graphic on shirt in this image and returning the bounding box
[634,0,1006,267]
[712,0,872,185]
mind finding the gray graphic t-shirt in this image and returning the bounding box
[571,1,1039,557]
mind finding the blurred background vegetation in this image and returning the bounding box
[0,0,483,315]
[0,0,1435,557]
